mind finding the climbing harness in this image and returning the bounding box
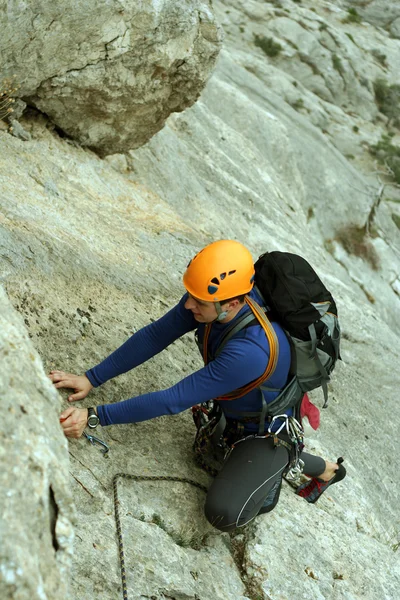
[83,430,110,456]
[219,414,305,479]
[112,473,208,600]
[192,402,229,477]
[268,414,305,475]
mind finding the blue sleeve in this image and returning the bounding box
[97,338,268,426]
[86,294,196,387]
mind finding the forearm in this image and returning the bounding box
[86,296,196,387]
[96,346,267,426]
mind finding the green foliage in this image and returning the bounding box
[319,22,328,31]
[291,98,304,111]
[345,32,356,44]
[151,513,166,529]
[371,49,387,67]
[332,54,344,74]
[151,513,207,550]
[254,35,282,57]
[333,225,380,270]
[392,214,400,230]
[370,134,400,184]
[353,125,359,133]
[343,8,362,24]
[373,79,400,127]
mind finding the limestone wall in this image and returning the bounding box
[0,0,222,155]
[0,288,74,600]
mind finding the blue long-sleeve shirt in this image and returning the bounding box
[86,289,291,429]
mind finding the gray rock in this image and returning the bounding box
[9,119,31,141]
[0,287,75,600]
[339,0,400,37]
[0,0,400,598]
[390,15,400,38]
[1,0,222,155]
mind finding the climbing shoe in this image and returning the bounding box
[296,457,346,504]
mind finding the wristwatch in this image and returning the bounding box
[87,407,100,429]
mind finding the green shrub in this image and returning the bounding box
[373,79,400,127]
[291,98,304,110]
[370,134,400,184]
[254,35,282,57]
[343,8,362,24]
[333,225,380,270]
[371,49,387,67]
[332,54,344,74]
[392,214,400,230]
[353,125,359,133]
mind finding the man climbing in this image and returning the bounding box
[50,240,346,531]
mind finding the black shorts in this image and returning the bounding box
[204,436,325,531]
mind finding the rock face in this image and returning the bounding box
[0,287,75,600]
[339,0,400,38]
[0,0,222,155]
[1,0,400,599]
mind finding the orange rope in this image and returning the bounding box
[202,297,279,401]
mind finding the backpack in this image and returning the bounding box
[200,251,341,431]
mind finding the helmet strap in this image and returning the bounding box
[214,300,228,322]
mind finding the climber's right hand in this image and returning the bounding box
[49,371,93,402]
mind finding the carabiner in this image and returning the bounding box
[83,431,110,456]
[267,414,289,436]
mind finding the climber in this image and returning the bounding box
[50,239,346,531]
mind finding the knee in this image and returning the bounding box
[204,496,240,532]
[204,495,258,532]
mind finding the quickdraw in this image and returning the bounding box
[268,414,305,477]
[83,430,110,455]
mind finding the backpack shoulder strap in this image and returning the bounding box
[202,296,280,401]
[214,312,257,359]
[202,305,257,364]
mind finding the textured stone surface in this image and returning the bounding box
[0,0,222,155]
[1,1,400,599]
[0,287,75,600]
[339,0,400,37]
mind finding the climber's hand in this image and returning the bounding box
[49,371,93,401]
[59,407,89,438]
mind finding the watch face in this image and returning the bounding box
[88,414,99,428]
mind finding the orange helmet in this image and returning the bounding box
[183,240,255,302]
